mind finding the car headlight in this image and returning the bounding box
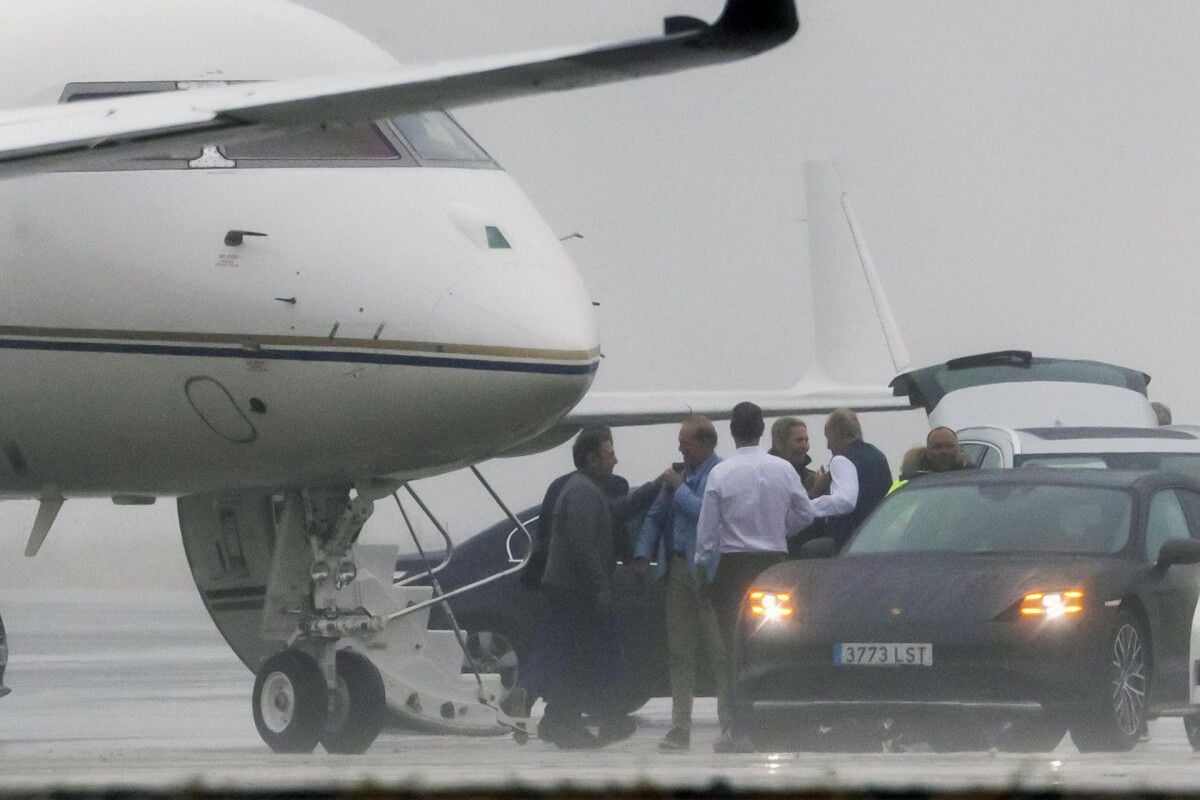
[1020,589,1084,618]
[748,590,794,622]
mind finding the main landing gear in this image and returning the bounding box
[179,469,535,754]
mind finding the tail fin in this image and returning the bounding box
[558,160,916,434]
[799,160,912,390]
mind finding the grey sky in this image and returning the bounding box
[2,1,1196,588]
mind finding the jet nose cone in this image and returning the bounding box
[419,261,599,457]
[432,262,599,357]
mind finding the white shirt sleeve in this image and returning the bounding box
[785,469,816,536]
[812,455,859,517]
[694,480,721,569]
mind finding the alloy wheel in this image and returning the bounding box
[1109,623,1147,736]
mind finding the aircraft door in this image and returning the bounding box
[1144,489,1200,707]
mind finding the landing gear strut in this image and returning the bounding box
[180,468,536,754]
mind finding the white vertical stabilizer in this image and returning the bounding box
[563,160,917,430]
[800,160,912,391]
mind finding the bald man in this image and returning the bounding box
[925,426,970,472]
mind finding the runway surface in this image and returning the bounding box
[0,590,1198,793]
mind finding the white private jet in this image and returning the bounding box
[0,0,911,752]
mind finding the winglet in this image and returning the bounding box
[714,0,801,49]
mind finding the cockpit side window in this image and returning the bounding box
[219,122,401,162]
[389,112,492,164]
[57,82,496,170]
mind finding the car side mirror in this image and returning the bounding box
[798,537,837,559]
[1156,538,1200,569]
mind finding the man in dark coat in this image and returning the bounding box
[534,427,661,748]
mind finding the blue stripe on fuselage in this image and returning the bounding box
[0,338,599,376]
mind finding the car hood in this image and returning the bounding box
[758,553,1138,624]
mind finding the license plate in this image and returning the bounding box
[834,642,932,666]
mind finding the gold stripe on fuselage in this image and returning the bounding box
[0,325,600,364]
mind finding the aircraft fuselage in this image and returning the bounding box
[0,164,598,496]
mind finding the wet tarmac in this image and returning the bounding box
[0,590,1197,793]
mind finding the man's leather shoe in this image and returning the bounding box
[658,727,690,751]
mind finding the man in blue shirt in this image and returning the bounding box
[632,414,725,751]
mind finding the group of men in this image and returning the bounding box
[514,402,899,752]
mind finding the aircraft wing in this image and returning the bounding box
[566,383,912,428]
[0,0,797,178]
[499,381,912,456]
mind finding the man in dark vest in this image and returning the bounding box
[811,408,892,550]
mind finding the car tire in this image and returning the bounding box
[998,716,1067,753]
[1069,611,1149,753]
[458,618,527,710]
[1184,716,1200,751]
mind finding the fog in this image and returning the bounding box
[2,2,1196,593]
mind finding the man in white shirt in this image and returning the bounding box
[810,408,893,550]
[694,401,817,752]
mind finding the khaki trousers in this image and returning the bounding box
[666,553,728,731]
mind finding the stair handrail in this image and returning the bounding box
[392,483,454,586]
[387,465,533,622]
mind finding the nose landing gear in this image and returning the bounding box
[181,468,536,755]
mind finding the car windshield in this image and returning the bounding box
[1015,452,1200,482]
[846,483,1132,555]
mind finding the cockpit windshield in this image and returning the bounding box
[220,121,400,160]
[59,82,495,170]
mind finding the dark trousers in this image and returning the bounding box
[539,587,627,727]
[711,551,786,733]
[516,591,551,703]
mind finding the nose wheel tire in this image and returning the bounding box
[320,649,387,754]
[1069,612,1149,752]
[253,649,328,753]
